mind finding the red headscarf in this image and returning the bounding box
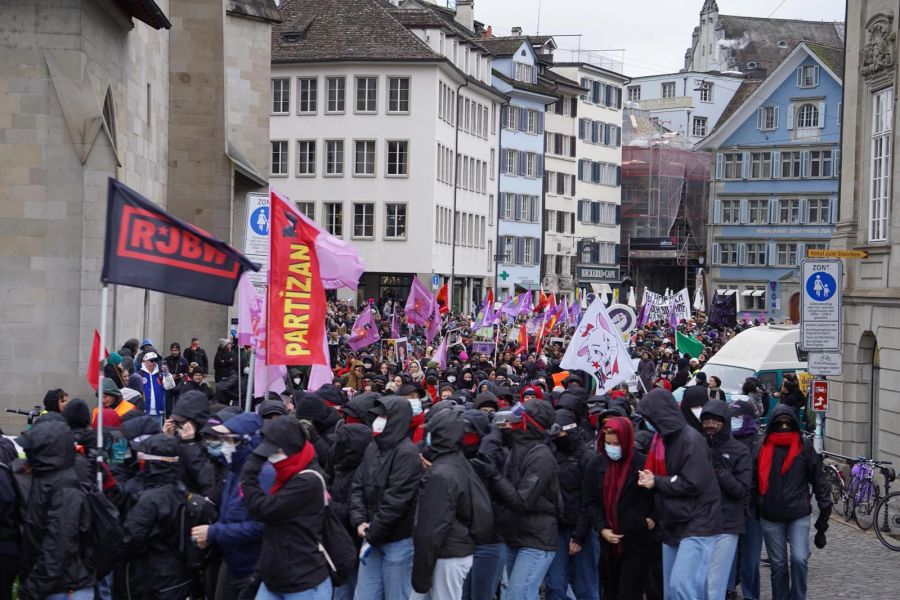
[602,417,634,535]
[643,432,667,477]
[270,442,317,493]
[758,432,802,495]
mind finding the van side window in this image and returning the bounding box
[757,371,779,393]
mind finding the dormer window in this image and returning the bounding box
[797,64,820,88]
[281,32,303,44]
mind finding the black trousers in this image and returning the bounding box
[601,544,663,600]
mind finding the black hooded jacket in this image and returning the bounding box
[18,421,94,600]
[343,392,379,426]
[681,386,708,433]
[637,390,722,545]
[671,358,691,391]
[700,401,751,535]
[413,409,490,593]
[350,396,424,545]
[330,423,373,545]
[172,391,216,499]
[754,405,832,522]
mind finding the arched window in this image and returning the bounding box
[797,103,818,128]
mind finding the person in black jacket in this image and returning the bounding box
[164,390,217,499]
[240,416,332,599]
[753,405,831,600]
[680,385,708,433]
[471,399,559,600]
[543,410,599,600]
[350,396,423,600]
[700,400,751,600]
[413,408,491,599]
[183,337,210,376]
[0,437,19,600]
[670,358,691,392]
[636,389,721,600]
[586,416,661,600]
[213,338,237,383]
[16,420,95,600]
[729,399,763,600]
[179,364,214,401]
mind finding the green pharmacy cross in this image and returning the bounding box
[499,271,510,281]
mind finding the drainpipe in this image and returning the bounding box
[449,79,468,313]
[494,101,508,296]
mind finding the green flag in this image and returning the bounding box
[676,330,705,359]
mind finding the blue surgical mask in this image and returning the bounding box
[731,417,744,432]
[605,444,623,461]
[409,398,423,417]
[645,420,656,433]
[425,432,432,448]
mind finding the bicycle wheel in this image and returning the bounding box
[843,479,857,522]
[855,483,880,531]
[824,466,846,516]
[874,492,900,551]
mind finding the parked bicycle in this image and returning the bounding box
[874,489,900,551]
[843,457,892,530]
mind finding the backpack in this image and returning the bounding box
[466,462,494,545]
[176,488,218,570]
[81,484,126,577]
[300,469,358,586]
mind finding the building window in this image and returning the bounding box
[777,198,800,224]
[387,140,409,176]
[324,203,343,237]
[776,243,798,266]
[527,110,538,133]
[355,77,377,113]
[325,140,344,175]
[385,204,407,239]
[749,152,772,179]
[661,81,676,99]
[271,78,290,114]
[807,198,831,224]
[514,62,533,83]
[297,78,317,113]
[743,286,766,310]
[746,243,767,266]
[797,64,819,88]
[296,140,316,176]
[504,149,516,175]
[354,140,376,176]
[502,193,514,220]
[523,238,535,265]
[699,82,713,103]
[627,85,641,102]
[781,151,802,178]
[758,105,778,130]
[504,106,518,130]
[525,153,536,177]
[692,116,708,137]
[747,199,767,223]
[721,199,740,224]
[797,103,819,128]
[720,243,737,265]
[352,203,374,238]
[270,140,288,176]
[870,87,893,242]
[388,77,410,113]
[326,77,345,113]
[809,150,833,178]
[723,153,743,179]
[295,202,315,220]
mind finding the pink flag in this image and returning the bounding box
[391,306,400,338]
[405,277,433,326]
[306,336,333,393]
[567,300,582,327]
[294,210,365,290]
[348,305,380,351]
[235,274,287,398]
[558,297,569,328]
[435,334,449,369]
[426,298,442,344]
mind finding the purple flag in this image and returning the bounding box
[405,277,433,326]
[558,297,568,328]
[637,301,649,327]
[472,296,489,330]
[522,292,533,314]
[391,306,400,338]
[483,301,497,327]
[348,306,380,350]
[668,296,678,329]
[435,334,449,369]
[426,298,442,344]
[307,336,332,392]
[567,300,582,327]
[501,293,529,318]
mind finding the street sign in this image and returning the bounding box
[800,259,842,352]
[806,248,869,259]
[243,192,270,293]
[812,380,829,412]
[809,352,842,376]
[432,274,439,289]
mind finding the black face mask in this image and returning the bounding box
[553,434,578,454]
[500,428,515,447]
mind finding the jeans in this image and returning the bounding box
[45,590,94,600]
[411,555,473,600]
[544,528,600,600]
[463,543,507,600]
[705,533,738,600]
[255,579,332,600]
[739,515,763,600]
[662,536,715,600]
[354,537,414,600]
[761,517,810,600]
[333,567,358,600]
[503,546,556,600]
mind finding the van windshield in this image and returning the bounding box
[701,364,755,394]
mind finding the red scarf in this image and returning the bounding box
[602,417,634,537]
[643,432,667,476]
[269,442,316,493]
[409,413,426,444]
[758,432,802,495]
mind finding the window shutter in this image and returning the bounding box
[604,124,611,145]
[711,243,720,265]
[757,107,763,130]
[832,150,841,177]
[571,97,578,116]
[500,194,508,217]
[531,196,538,222]
[543,172,550,193]
[570,136,576,157]
[800,151,811,177]
[830,195,838,224]
[536,155,543,177]
[768,197,778,223]
[518,107,527,132]
[590,202,600,224]
[798,198,809,224]
[616,165,622,186]
[537,111,544,134]
[515,238,524,264]
[715,153,724,180]
[796,67,802,87]
[570,175,575,195]
[514,194,523,220]
[592,81,600,103]
[500,105,507,128]
[739,199,749,224]
[533,237,541,264]
[578,118,585,140]
[741,152,750,179]
[814,65,820,86]
[787,103,795,129]
[713,198,722,223]
[577,200,585,221]
[615,126,621,147]
[817,101,826,128]
[615,204,621,225]
[577,159,585,181]
[797,243,806,264]
[592,122,600,143]
[554,101,563,115]
[500,150,508,173]
[592,162,600,184]
[518,151,526,176]
[768,241,778,266]
[738,243,747,266]
[591,243,599,264]
[772,151,781,179]
[614,243,620,264]
[774,106,780,129]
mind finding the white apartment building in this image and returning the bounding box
[269,0,506,311]
[552,63,628,296]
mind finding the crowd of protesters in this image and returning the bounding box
[0,296,831,600]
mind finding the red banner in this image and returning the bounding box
[268,192,327,365]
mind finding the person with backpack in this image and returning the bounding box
[239,416,332,600]
[16,419,95,600]
[412,408,492,600]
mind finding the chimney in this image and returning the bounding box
[455,0,474,33]
[511,26,522,36]
[483,25,493,38]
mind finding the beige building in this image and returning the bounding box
[0,0,279,426]
[828,0,900,462]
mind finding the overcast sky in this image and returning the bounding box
[470,0,846,76]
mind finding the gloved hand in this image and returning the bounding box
[471,457,499,481]
[814,529,827,549]
[815,510,831,532]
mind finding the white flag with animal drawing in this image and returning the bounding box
[561,297,638,395]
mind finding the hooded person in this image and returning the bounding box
[471,399,560,600]
[753,405,831,600]
[342,392,379,427]
[412,409,492,598]
[585,416,662,600]
[555,388,594,448]
[472,391,499,416]
[239,416,332,598]
[16,420,95,600]
[670,358,691,392]
[92,378,136,429]
[636,389,722,600]
[398,384,428,444]
[166,390,216,499]
[213,338,237,383]
[680,385,709,433]
[699,400,752,600]
[295,393,341,476]
[349,396,424,600]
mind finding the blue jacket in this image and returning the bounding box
[140,367,166,416]
[207,441,275,577]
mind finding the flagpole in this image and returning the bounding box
[96,283,108,490]
[245,349,255,413]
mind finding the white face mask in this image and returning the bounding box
[691,407,703,420]
[408,398,423,417]
[373,416,388,434]
[221,440,238,464]
[267,450,288,464]
[293,377,302,386]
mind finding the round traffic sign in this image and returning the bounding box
[250,206,270,235]
[805,272,836,302]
